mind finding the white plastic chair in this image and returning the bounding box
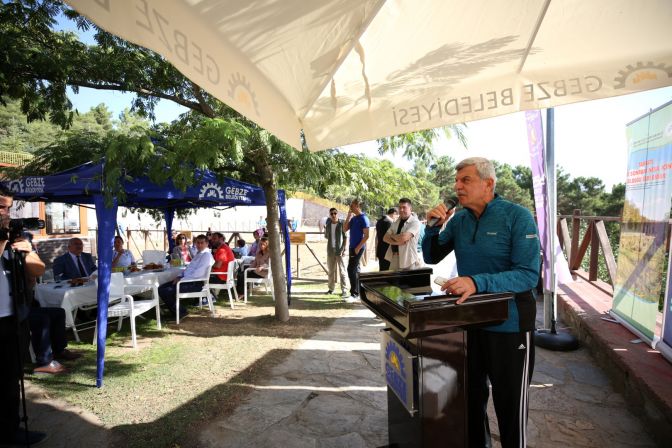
[210,260,236,309]
[93,272,161,348]
[243,263,273,302]
[142,250,167,266]
[175,265,213,324]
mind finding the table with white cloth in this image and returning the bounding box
[35,282,98,328]
[123,266,185,297]
[34,267,185,328]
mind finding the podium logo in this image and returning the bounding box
[385,341,407,403]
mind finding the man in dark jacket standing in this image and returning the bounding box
[374,207,398,271]
[324,208,348,298]
[423,157,540,448]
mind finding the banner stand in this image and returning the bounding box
[608,310,658,349]
[657,342,672,363]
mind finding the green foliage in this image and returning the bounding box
[377,125,467,163]
[429,155,457,200]
[318,157,431,216]
[0,99,60,152]
[493,161,534,210]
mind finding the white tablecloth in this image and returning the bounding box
[34,267,184,328]
[124,266,184,288]
[35,282,98,328]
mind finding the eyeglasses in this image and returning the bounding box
[330,212,338,215]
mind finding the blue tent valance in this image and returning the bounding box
[3,162,291,387]
[6,161,270,208]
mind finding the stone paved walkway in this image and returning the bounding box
[198,306,657,448]
[20,297,660,447]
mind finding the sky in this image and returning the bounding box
[68,85,672,192]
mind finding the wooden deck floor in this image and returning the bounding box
[558,271,672,446]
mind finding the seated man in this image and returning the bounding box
[28,306,81,374]
[52,238,97,280]
[158,235,214,319]
[232,239,248,258]
[209,232,235,286]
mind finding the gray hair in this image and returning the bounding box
[456,157,497,189]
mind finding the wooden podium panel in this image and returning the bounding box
[359,269,512,448]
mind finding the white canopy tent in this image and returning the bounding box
[65,0,672,150]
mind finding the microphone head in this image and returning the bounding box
[445,196,459,209]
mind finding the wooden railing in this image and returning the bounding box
[0,150,33,166]
[558,209,620,285]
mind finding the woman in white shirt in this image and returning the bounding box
[112,236,136,268]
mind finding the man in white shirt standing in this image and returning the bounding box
[158,234,214,320]
[383,198,423,271]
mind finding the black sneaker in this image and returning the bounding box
[326,290,333,295]
[0,430,48,447]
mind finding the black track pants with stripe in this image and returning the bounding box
[467,329,535,448]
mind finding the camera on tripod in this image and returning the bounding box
[0,218,45,243]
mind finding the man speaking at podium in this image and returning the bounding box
[422,157,540,448]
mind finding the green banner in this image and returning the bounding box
[613,101,672,341]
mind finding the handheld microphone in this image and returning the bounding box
[427,196,459,227]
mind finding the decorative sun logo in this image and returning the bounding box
[614,61,672,89]
[199,182,224,200]
[228,72,260,116]
[385,341,406,376]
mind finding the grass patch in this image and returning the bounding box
[27,280,355,447]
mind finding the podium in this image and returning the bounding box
[359,269,512,448]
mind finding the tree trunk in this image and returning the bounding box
[252,147,290,322]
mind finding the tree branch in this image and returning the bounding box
[192,83,216,117]
[68,80,205,113]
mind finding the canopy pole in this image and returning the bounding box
[94,195,118,387]
[278,190,292,301]
[165,208,176,254]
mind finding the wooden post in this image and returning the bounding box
[570,209,581,269]
[589,221,599,281]
[571,221,592,271]
[558,218,571,261]
[595,220,617,285]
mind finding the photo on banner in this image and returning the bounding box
[612,100,672,343]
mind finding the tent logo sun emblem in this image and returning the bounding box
[228,72,260,116]
[8,180,23,193]
[199,182,224,200]
[614,61,672,89]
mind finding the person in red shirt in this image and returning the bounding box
[209,232,235,284]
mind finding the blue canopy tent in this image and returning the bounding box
[3,161,292,387]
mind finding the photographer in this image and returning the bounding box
[0,186,47,446]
